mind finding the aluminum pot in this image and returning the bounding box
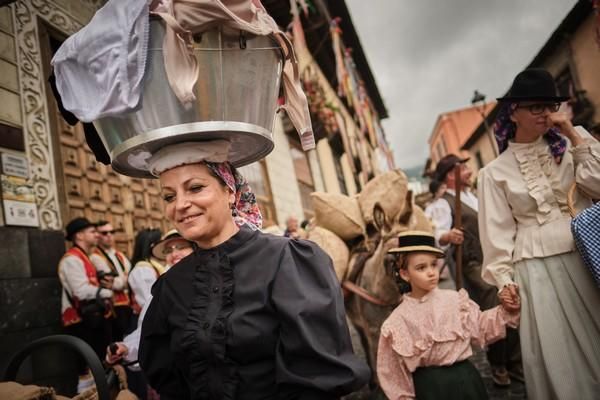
[93,19,283,178]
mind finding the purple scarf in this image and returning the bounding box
[494,103,567,163]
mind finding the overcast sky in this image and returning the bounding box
[345,0,579,170]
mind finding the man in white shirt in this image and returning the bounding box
[91,220,133,341]
[58,217,114,393]
[430,154,522,386]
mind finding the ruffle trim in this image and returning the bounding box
[571,141,600,163]
[385,289,473,358]
[180,250,238,399]
[511,142,558,224]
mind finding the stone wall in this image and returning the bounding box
[0,227,76,393]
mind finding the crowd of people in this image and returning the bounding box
[56,218,192,397]
[54,68,600,400]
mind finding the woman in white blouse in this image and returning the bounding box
[478,68,600,399]
[128,229,163,321]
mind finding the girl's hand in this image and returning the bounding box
[499,284,520,313]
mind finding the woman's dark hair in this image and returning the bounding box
[493,103,517,154]
[494,102,566,162]
[131,228,162,266]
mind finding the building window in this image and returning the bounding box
[0,123,24,151]
[556,66,593,126]
[238,161,277,228]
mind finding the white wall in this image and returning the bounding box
[264,115,305,225]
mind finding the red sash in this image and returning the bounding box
[60,247,99,326]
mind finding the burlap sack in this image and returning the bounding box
[311,192,365,241]
[307,226,350,281]
[0,381,56,400]
[409,204,433,233]
[358,170,409,224]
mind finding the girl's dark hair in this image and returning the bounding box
[385,253,411,294]
[131,228,162,266]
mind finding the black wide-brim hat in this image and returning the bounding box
[496,68,569,102]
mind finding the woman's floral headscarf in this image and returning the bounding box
[494,103,567,164]
[205,162,263,230]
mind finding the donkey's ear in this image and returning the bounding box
[398,190,414,225]
[373,202,390,233]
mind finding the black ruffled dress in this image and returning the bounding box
[139,225,370,400]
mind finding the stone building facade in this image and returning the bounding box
[0,0,391,386]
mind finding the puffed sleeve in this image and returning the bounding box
[128,263,157,310]
[139,277,187,399]
[572,128,600,199]
[477,167,518,289]
[377,326,415,400]
[459,289,519,349]
[271,239,370,399]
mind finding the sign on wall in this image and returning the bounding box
[1,175,40,227]
[1,153,29,178]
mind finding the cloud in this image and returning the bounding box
[345,0,578,169]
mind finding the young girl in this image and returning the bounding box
[377,231,519,400]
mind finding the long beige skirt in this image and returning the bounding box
[515,251,600,400]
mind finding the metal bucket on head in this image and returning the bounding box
[93,19,283,178]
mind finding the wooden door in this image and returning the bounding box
[53,113,169,256]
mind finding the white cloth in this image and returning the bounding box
[478,128,600,289]
[51,0,150,122]
[128,261,159,310]
[58,255,112,315]
[427,190,479,250]
[121,297,151,370]
[144,140,231,176]
[446,189,478,212]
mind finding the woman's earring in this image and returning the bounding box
[230,203,238,217]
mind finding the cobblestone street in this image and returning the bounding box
[470,349,526,400]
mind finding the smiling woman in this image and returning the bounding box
[138,141,369,400]
[160,163,239,249]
